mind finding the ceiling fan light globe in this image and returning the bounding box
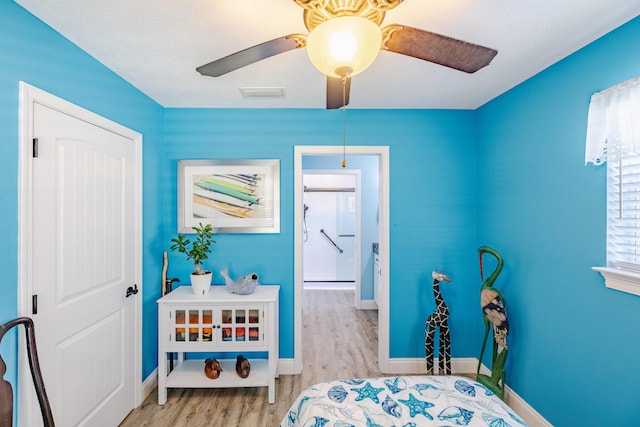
[306,16,382,78]
[329,29,359,61]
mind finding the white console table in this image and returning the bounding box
[157,285,279,404]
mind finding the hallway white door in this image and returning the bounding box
[28,99,137,426]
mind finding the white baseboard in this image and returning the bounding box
[503,384,553,427]
[386,356,479,375]
[358,299,378,310]
[277,358,299,375]
[141,368,158,404]
[474,362,551,426]
[304,282,355,290]
[504,386,553,427]
[477,361,551,427]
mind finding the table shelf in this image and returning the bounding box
[165,359,270,389]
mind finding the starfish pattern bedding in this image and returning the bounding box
[280,375,527,427]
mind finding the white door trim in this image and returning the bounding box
[294,146,390,374]
[17,82,144,424]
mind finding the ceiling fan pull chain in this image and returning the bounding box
[342,77,347,168]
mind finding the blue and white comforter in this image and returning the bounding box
[280,375,527,427]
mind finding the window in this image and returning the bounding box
[586,76,640,296]
[606,155,640,270]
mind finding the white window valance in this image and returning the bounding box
[585,76,640,165]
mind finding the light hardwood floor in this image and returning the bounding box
[120,289,383,427]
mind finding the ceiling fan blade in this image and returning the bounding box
[196,35,304,77]
[382,25,497,73]
[326,76,351,110]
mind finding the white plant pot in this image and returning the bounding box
[191,271,212,295]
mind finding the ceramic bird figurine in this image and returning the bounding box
[221,267,260,295]
[204,358,222,379]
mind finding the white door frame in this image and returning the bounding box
[17,82,144,424]
[302,169,362,306]
[294,146,390,374]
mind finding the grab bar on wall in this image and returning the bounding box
[304,187,355,192]
[320,229,344,253]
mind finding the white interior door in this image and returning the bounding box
[27,100,136,426]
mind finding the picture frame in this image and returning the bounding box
[177,159,280,234]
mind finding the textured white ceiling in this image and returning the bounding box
[15,0,640,109]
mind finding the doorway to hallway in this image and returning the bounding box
[294,146,390,374]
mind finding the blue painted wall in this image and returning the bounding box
[162,108,480,360]
[477,15,640,426]
[302,154,380,300]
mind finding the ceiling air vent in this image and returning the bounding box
[240,87,285,99]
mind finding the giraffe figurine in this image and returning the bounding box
[425,271,452,375]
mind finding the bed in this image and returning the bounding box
[280,375,527,427]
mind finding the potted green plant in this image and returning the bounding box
[170,222,215,295]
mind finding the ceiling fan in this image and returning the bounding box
[196,0,498,109]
